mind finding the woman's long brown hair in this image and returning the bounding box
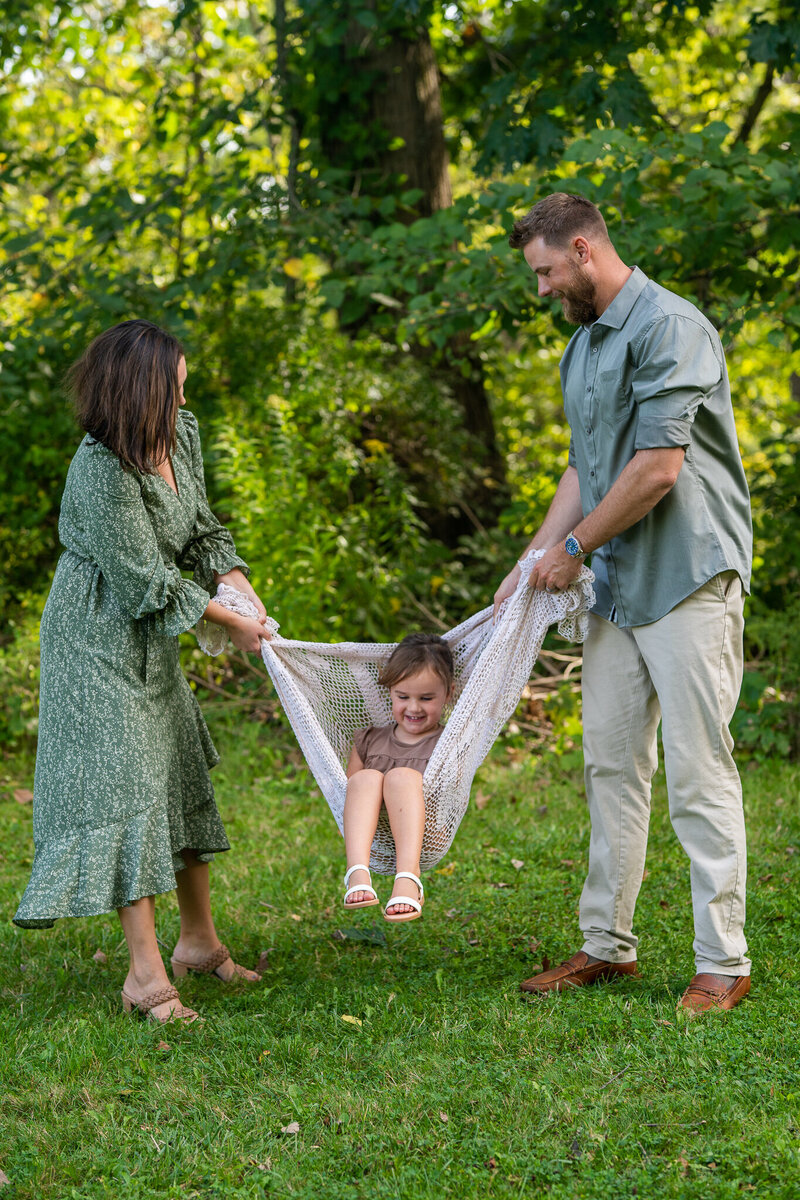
[68,319,183,473]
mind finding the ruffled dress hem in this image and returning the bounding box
[12,795,229,929]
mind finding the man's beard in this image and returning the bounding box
[559,263,598,325]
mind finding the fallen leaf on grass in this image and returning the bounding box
[92,949,107,963]
[444,908,459,919]
[537,804,548,817]
[256,950,272,973]
[14,789,33,804]
[528,938,542,953]
[511,859,524,871]
[786,846,796,857]
[659,900,669,909]
[331,925,386,945]
[474,791,489,810]
[156,1041,170,1052]
[341,1014,362,1027]
[0,1170,10,1188]
[435,861,457,876]
[280,1122,300,1135]
[560,859,574,868]
[758,873,774,884]
[289,913,302,922]
[490,881,511,889]
[439,1111,448,1123]
[484,1158,498,1170]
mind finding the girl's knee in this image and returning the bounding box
[345,769,384,798]
[383,767,424,796]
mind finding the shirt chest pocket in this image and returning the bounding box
[595,368,634,429]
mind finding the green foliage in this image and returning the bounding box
[732,660,800,762]
[304,123,800,352]
[0,596,42,752]
[737,385,800,756]
[542,682,585,766]
[2,0,800,754]
[735,596,800,761]
[200,312,489,640]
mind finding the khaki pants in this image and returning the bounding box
[579,571,750,975]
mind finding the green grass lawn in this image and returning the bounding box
[2,717,799,1199]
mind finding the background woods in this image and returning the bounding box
[1,0,800,754]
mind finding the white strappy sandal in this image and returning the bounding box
[343,863,379,909]
[384,871,424,923]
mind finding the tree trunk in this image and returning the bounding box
[370,30,452,215]
[319,6,507,538]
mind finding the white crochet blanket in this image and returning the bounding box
[197,552,595,873]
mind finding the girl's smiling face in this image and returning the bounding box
[389,666,451,740]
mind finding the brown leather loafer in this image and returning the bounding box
[678,973,751,1015]
[520,950,638,994]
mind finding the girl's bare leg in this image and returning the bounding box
[172,850,259,981]
[382,767,425,915]
[343,770,385,903]
[118,896,198,1021]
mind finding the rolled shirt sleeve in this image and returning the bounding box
[632,315,723,451]
[560,267,752,626]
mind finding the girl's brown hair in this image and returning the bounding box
[378,633,455,692]
[67,319,184,473]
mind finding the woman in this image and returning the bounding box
[14,319,270,1024]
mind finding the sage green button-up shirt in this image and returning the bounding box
[562,267,752,627]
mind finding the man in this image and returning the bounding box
[495,193,752,1014]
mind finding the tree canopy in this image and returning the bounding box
[2,0,799,749]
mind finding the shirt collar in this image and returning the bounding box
[590,265,649,332]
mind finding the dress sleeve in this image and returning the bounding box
[176,410,250,593]
[352,728,372,762]
[74,444,210,637]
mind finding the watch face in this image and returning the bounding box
[565,535,582,558]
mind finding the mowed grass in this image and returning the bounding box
[1,716,799,1200]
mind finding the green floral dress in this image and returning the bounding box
[14,409,247,929]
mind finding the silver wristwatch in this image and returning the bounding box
[564,531,587,559]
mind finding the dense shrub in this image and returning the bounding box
[202,318,495,641]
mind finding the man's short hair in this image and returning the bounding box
[509,192,610,250]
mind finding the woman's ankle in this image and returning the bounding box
[124,960,171,995]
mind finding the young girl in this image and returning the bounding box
[342,633,454,922]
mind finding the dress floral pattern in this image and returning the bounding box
[14,409,247,928]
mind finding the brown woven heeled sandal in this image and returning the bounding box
[170,943,261,982]
[120,984,201,1024]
